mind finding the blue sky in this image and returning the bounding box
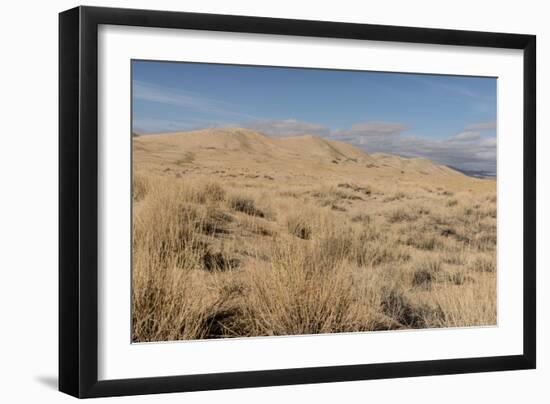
[132,60,497,173]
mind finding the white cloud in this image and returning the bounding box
[246,119,330,137]
[333,122,410,138]
[245,118,496,173]
[465,121,497,131]
[330,121,495,173]
[449,131,481,142]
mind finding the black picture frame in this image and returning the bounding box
[59,5,536,398]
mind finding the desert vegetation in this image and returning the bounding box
[132,128,496,342]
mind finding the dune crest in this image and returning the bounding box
[134,128,473,186]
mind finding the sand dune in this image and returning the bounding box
[133,128,484,191]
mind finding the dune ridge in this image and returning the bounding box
[133,128,473,186]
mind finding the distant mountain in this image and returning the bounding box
[447,166,496,179]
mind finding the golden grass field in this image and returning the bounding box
[132,128,496,342]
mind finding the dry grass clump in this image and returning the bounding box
[337,182,374,195]
[132,171,150,202]
[200,207,233,235]
[286,213,313,240]
[351,213,371,223]
[446,271,473,286]
[383,191,407,202]
[446,199,459,207]
[404,233,442,250]
[353,237,411,267]
[442,250,466,265]
[201,182,226,202]
[411,259,442,289]
[472,255,496,273]
[132,268,218,342]
[380,287,445,329]
[228,195,265,217]
[386,208,419,223]
[132,167,497,342]
[310,185,364,207]
[238,243,366,335]
[427,274,496,327]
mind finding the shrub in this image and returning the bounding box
[405,233,442,250]
[201,207,233,235]
[229,195,265,217]
[132,172,150,202]
[354,239,410,267]
[337,182,373,195]
[412,260,442,289]
[446,199,459,207]
[351,213,371,223]
[286,214,313,240]
[442,251,465,265]
[202,250,240,272]
[447,271,473,285]
[386,208,418,223]
[201,182,226,201]
[472,256,496,273]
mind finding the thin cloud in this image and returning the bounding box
[449,131,481,142]
[415,77,493,101]
[133,117,237,134]
[333,122,410,138]
[413,77,496,115]
[133,80,257,121]
[246,119,330,137]
[465,121,497,131]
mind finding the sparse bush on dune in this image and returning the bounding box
[386,208,419,223]
[404,233,442,250]
[132,171,150,202]
[202,249,240,272]
[472,255,496,273]
[383,191,407,202]
[351,213,371,223]
[286,213,313,240]
[446,271,473,286]
[411,259,442,289]
[310,185,364,206]
[380,287,445,329]
[201,206,233,235]
[446,199,459,207]
[354,238,411,267]
[337,182,374,195]
[228,195,265,217]
[201,182,226,202]
[442,250,466,265]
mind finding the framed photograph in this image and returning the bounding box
[59,6,536,398]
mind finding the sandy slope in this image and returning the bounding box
[133,128,492,193]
